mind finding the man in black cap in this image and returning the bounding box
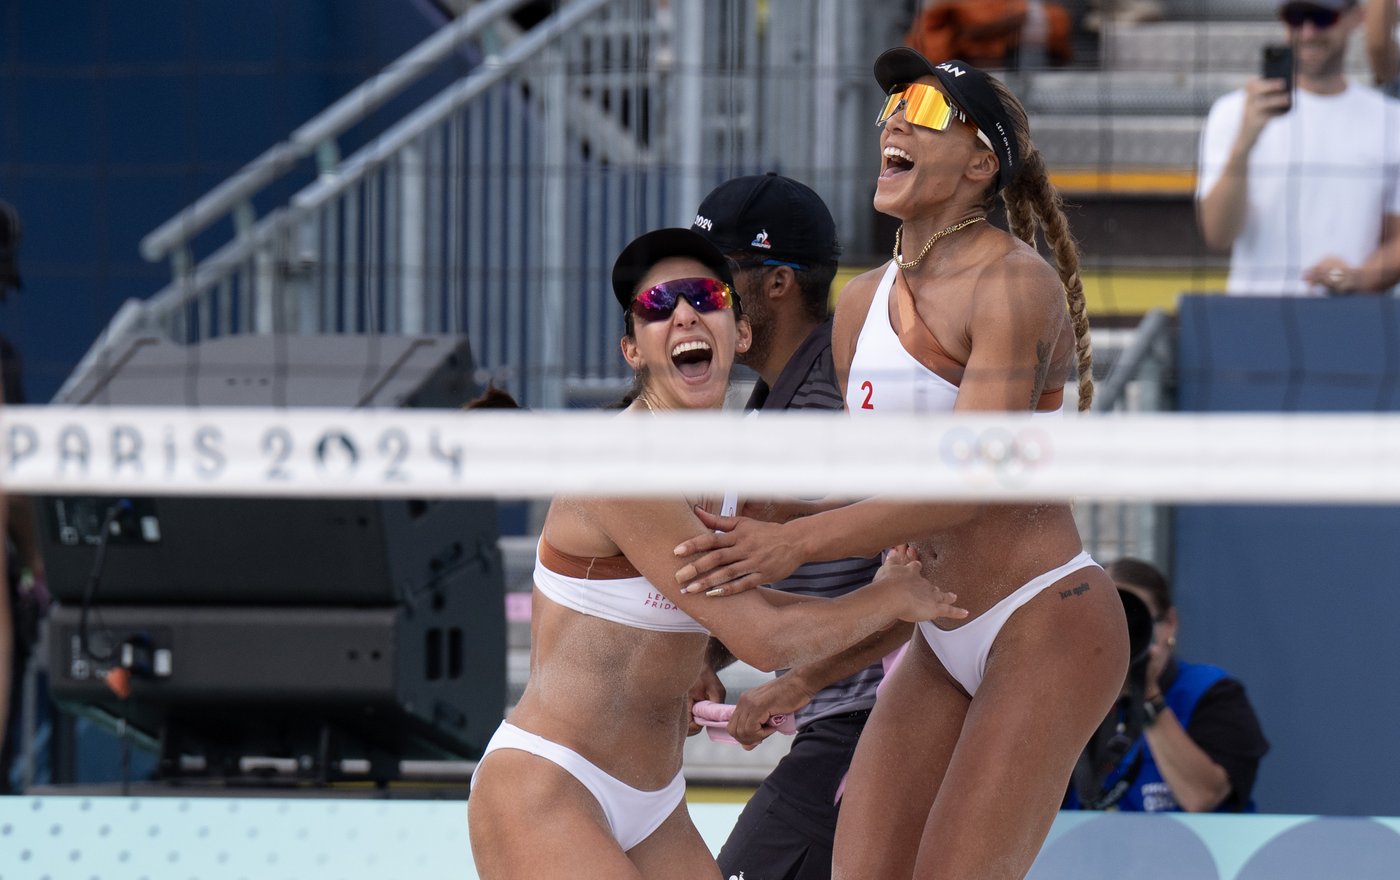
[689,174,906,880]
[691,172,850,407]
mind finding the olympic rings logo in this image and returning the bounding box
[939,426,1052,486]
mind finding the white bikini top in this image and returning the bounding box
[533,538,710,635]
[846,263,959,415]
[845,262,1066,417]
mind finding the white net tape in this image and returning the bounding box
[4,404,1400,503]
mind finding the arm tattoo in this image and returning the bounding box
[1029,339,1052,409]
[1059,582,1092,599]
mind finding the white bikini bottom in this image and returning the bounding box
[474,721,686,851]
[917,551,1098,695]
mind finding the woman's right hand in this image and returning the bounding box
[874,545,968,624]
[687,666,727,736]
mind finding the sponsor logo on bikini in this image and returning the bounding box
[645,591,678,611]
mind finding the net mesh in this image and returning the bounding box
[6,404,1400,503]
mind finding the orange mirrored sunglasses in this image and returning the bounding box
[877,82,995,152]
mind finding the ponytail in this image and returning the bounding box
[990,78,1094,412]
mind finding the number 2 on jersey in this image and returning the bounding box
[860,380,874,409]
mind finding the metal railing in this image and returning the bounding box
[119,0,647,409]
[1077,309,1176,568]
[67,0,888,409]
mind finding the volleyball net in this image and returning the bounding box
[6,404,1400,504]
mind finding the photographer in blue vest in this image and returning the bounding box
[1068,559,1270,812]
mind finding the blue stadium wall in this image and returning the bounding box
[1173,294,1400,817]
[0,0,466,403]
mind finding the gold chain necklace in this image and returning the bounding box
[635,395,656,414]
[893,217,986,270]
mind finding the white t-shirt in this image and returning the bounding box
[1196,84,1400,296]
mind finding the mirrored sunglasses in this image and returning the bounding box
[877,82,997,153]
[1279,3,1341,29]
[630,277,735,322]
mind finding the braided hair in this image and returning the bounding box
[987,80,1094,412]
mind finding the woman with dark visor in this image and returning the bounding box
[466,227,967,879]
[673,50,1127,880]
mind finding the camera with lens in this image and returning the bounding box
[1069,588,1157,808]
[1120,588,1155,670]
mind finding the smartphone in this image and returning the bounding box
[1262,44,1294,112]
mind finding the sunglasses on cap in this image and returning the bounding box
[877,82,996,153]
[1279,3,1343,29]
[630,277,735,322]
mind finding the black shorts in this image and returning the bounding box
[716,710,870,880]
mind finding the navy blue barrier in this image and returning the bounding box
[1173,294,1400,816]
[1177,295,1400,412]
[1,796,1398,879]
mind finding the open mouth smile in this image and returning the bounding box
[671,339,714,382]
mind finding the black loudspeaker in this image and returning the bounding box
[40,496,483,607]
[57,334,477,408]
[40,334,505,783]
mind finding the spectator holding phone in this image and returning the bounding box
[1196,0,1400,295]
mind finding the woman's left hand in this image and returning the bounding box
[686,666,727,736]
[674,507,805,596]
